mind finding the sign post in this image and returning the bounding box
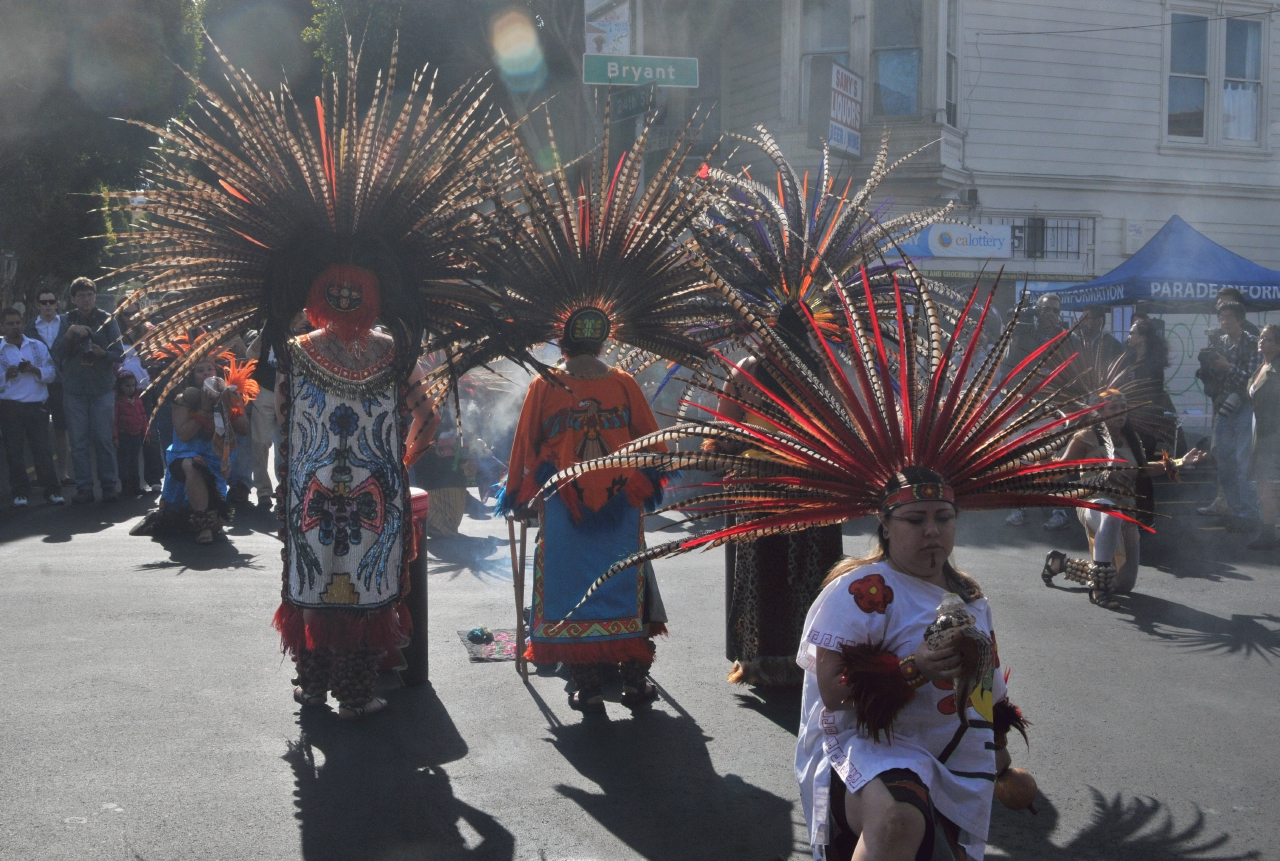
[583,54,699,88]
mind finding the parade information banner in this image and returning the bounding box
[1043,279,1280,308]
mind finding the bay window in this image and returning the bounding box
[872,0,922,116]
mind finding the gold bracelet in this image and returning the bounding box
[899,655,928,688]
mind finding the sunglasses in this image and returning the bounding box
[38,299,57,305]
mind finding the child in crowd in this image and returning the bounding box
[114,371,148,496]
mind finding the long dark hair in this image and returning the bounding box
[819,466,983,601]
[1130,317,1169,368]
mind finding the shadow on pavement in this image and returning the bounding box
[0,493,152,544]
[286,684,514,861]
[1119,593,1280,660]
[223,501,285,537]
[988,787,1260,860]
[131,528,266,573]
[548,705,797,861]
[733,686,802,736]
[426,533,510,581]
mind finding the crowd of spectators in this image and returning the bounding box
[995,286,1280,550]
[5,278,1280,552]
[0,277,279,512]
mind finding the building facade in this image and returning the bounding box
[634,0,1280,435]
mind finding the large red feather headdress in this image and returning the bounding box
[543,269,1146,604]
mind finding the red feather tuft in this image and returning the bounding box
[839,643,916,743]
[993,698,1030,748]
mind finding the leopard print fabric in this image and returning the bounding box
[726,523,844,685]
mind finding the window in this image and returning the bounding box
[1224,18,1262,141]
[982,216,1092,261]
[872,0,922,115]
[1169,14,1208,137]
[945,0,959,126]
[1166,11,1265,145]
[800,0,850,125]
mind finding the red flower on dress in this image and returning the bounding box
[933,678,957,715]
[849,573,894,614]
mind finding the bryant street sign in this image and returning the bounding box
[583,54,699,88]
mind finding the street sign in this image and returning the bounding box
[807,57,861,158]
[609,84,655,122]
[583,54,699,88]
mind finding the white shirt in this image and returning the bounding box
[0,336,57,403]
[119,345,151,389]
[795,562,1006,861]
[33,315,61,349]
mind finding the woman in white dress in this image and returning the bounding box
[796,467,1026,861]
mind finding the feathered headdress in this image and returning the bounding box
[149,332,233,369]
[222,357,261,404]
[103,35,514,410]
[427,100,725,393]
[692,128,962,347]
[543,271,1147,598]
[1052,329,1178,455]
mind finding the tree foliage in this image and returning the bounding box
[0,0,201,305]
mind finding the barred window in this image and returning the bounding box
[979,216,1093,261]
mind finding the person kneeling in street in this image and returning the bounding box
[130,353,254,543]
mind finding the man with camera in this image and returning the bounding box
[1196,301,1259,527]
[0,307,64,507]
[51,277,123,503]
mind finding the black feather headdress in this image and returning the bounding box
[437,100,727,387]
[692,127,962,348]
[1051,329,1178,455]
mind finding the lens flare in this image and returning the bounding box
[491,7,546,93]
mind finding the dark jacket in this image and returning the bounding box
[51,308,123,396]
[1001,317,1066,384]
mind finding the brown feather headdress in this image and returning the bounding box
[101,34,514,410]
[692,128,963,348]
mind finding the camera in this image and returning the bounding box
[1196,347,1226,401]
[1197,346,1223,366]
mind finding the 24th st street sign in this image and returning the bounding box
[583,54,699,88]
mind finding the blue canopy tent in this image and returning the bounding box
[1051,215,1280,312]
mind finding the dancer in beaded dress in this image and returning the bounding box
[103,36,513,717]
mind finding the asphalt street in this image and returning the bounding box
[0,481,1276,861]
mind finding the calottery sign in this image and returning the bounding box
[583,54,699,88]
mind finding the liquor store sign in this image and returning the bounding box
[827,63,862,157]
[583,54,699,88]
[807,58,861,158]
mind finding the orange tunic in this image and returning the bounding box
[505,367,666,518]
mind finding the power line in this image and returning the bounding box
[979,9,1278,39]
